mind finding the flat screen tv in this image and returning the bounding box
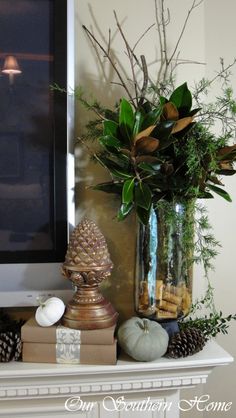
[0,0,74,306]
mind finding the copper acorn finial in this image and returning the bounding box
[61,218,118,330]
[64,218,113,271]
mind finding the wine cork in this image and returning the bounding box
[155,280,164,300]
[163,291,182,306]
[156,309,177,319]
[159,299,178,313]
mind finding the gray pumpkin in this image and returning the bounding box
[118,317,169,361]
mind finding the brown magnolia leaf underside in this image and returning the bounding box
[134,125,157,142]
[135,136,160,154]
[171,117,193,134]
[162,102,179,121]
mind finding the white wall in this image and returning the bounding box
[74,1,236,416]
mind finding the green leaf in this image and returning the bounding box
[153,120,175,141]
[197,191,214,199]
[136,205,151,225]
[207,184,232,202]
[141,106,162,130]
[98,155,125,170]
[216,169,236,176]
[103,120,119,137]
[117,202,133,221]
[99,135,121,149]
[135,182,152,210]
[110,168,133,180]
[93,182,123,194]
[169,82,192,112]
[122,178,135,204]
[133,111,144,137]
[158,135,176,151]
[119,98,134,141]
[138,162,161,173]
[189,108,201,116]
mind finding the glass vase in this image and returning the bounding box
[135,200,195,321]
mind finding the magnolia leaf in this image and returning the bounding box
[218,161,233,170]
[133,111,144,137]
[98,155,127,170]
[134,125,156,142]
[109,167,133,180]
[198,191,214,199]
[138,162,161,173]
[135,155,162,164]
[135,182,152,210]
[216,169,236,176]
[136,205,151,225]
[142,106,162,130]
[93,182,123,194]
[103,120,119,137]
[217,144,236,161]
[169,82,192,112]
[99,135,121,149]
[120,148,131,157]
[171,117,193,134]
[154,120,175,141]
[119,98,134,141]
[117,202,133,221]
[189,108,201,116]
[208,176,223,186]
[135,136,160,154]
[160,96,167,105]
[122,178,135,204]
[162,102,179,120]
[207,184,232,202]
[158,136,176,151]
[218,144,236,155]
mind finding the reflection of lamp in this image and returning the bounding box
[2,55,22,85]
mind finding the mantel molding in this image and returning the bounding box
[0,341,233,418]
[0,374,209,401]
[0,341,232,403]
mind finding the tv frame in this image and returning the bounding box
[0,0,75,307]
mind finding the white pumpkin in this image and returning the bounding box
[35,297,65,327]
[118,317,169,361]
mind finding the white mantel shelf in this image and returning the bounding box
[0,340,233,418]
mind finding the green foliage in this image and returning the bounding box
[180,310,236,339]
[194,204,220,273]
[75,82,236,227]
[169,82,192,112]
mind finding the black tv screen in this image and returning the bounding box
[0,0,67,263]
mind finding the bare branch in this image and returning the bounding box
[82,24,135,106]
[113,10,139,104]
[107,28,111,56]
[132,23,156,52]
[161,0,169,81]
[155,0,164,83]
[138,55,149,106]
[168,0,204,65]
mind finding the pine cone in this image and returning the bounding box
[0,331,22,362]
[64,219,113,270]
[166,327,206,359]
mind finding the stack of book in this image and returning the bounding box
[21,318,117,365]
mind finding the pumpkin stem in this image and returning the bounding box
[143,319,149,333]
[137,318,149,333]
[36,296,46,308]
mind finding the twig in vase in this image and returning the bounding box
[82,24,136,107]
